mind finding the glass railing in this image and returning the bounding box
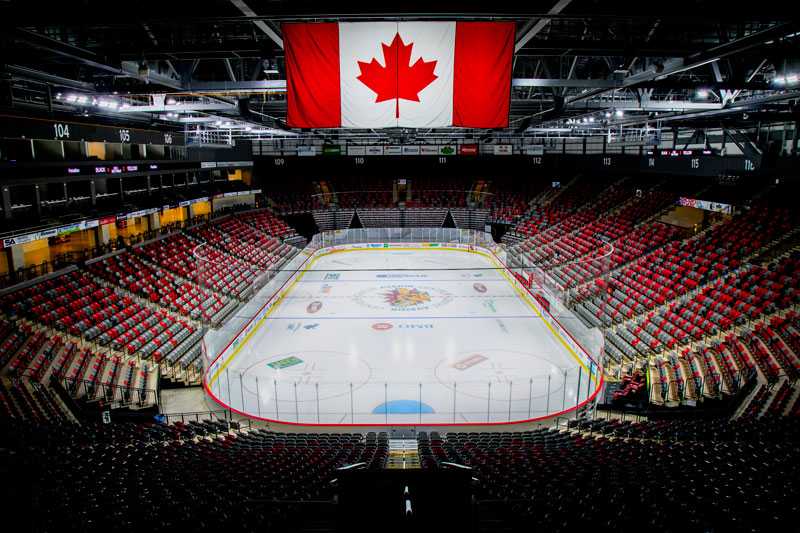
[207,364,601,425]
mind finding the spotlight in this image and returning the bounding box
[787,74,799,84]
[604,112,611,118]
[615,110,624,118]
[588,117,595,123]
[166,97,177,105]
[696,88,709,98]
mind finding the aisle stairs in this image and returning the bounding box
[385,438,421,469]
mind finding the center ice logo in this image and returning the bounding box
[383,287,431,308]
[354,284,453,311]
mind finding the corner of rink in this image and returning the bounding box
[200,238,604,430]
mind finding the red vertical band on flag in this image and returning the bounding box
[284,23,341,128]
[453,22,515,128]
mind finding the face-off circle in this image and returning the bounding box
[241,349,372,402]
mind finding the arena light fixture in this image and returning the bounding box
[696,88,709,98]
[615,109,624,118]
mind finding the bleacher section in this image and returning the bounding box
[2,418,389,532]
[420,418,800,530]
[3,414,797,532]
[0,209,301,406]
[499,176,800,411]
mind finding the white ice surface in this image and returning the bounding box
[210,248,592,424]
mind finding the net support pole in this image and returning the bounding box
[418,382,423,424]
[487,381,492,422]
[562,369,568,411]
[256,377,261,417]
[546,374,551,414]
[507,381,512,421]
[240,373,245,413]
[453,382,457,423]
[294,382,299,423]
[528,378,533,418]
[274,379,279,419]
[226,368,232,423]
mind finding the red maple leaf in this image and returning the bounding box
[357,33,438,118]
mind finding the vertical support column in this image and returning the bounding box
[2,186,12,221]
[149,212,161,232]
[33,184,41,217]
[97,223,111,247]
[8,244,25,274]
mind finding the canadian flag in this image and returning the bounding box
[284,22,515,129]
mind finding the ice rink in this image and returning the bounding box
[208,247,597,425]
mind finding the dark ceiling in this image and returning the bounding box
[1,0,798,139]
